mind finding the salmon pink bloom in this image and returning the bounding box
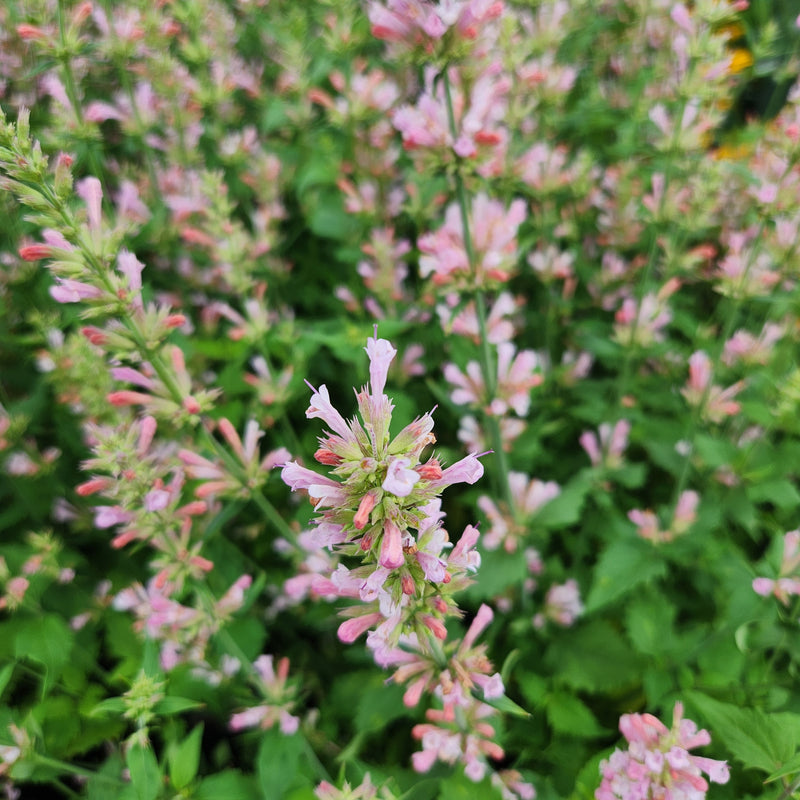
[753,530,800,606]
[597,702,729,800]
[419,193,527,287]
[282,330,486,646]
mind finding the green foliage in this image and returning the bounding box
[1,0,800,799]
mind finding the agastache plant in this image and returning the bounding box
[282,330,531,792]
[281,330,485,645]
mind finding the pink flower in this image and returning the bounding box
[368,0,503,50]
[229,655,299,735]
[383,456,420,497]
[597,702,729,800]
[445,343,541,417]
[479,472,561,552]
[419,193,526,287]
[613,291,673,347]
[379,519,405,569]
[533,579,583,628]
[49,278,104,304]
[579,419,630,468]
[753,530,800,605]
[681,351,744,423]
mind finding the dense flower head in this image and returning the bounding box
[478,471,561,552]
[368,0,504,59]
[597,702,729,800]
[282,331,485,643]
[419,193,527,287]
[392,65,510,168]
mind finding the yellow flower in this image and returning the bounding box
[728,48,754,73]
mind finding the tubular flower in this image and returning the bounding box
[367,0,504,57]
[419,193,527,288]
[281,331,485,645]
[597,702,729,800]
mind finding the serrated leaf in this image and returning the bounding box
[624,594,676,657]
[765,748,800,783]
[586,538,667,612]
[693,434,734,469]
[14,614,74,691]
[86,753,125,800]
[439,772,493,800]
[126,743,160,800]
[545,691,607,738]
[544,620,643,693]
[168,723,203,790]
[464,546,528,598]
[355,681,407,733]
[257,730,305,800]
[517,672,548,706]
[398,778,440,800]
[614,463,647,489]
[685,691,800,774]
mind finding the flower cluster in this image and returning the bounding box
[282,332,485,646]
[752,529,800,606]
[597,702,730,800]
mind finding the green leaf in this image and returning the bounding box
[613,462,647,489]
[142,638,161,678]
[196,770,256,800]
[545,691,607,738]
[355,681,408,734]
[86,753,125,800]
[257,730,306,800]
[533,475,591,529]
[747,479,800,510]
[126,742,161,800]
[481,691,531,719]
[544,620,643,693]
[464,546,528,598]
[439,772,494,800]
[766,748,800,782]
[624,593,676,657]
[585,539,667,612]
[686,691,800,774]
[517,672,548,707]
[89,698,127,717]
[168,723,203,790]
[398,778,440,800]
[693,434,735,469]
[14,614,74,691]
[154,696,205,715]
[0,663,14,698]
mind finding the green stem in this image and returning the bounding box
[32,755,124,785]
[56,0,105,181]
[441,69,513,510]
[42,167,299,545]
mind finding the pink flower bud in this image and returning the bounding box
[338,612,383,643]
[379,520,405,569]
[353,492,377,530]
[314,448,342,466]
[76,477,112,496]
[19,243,53,260]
